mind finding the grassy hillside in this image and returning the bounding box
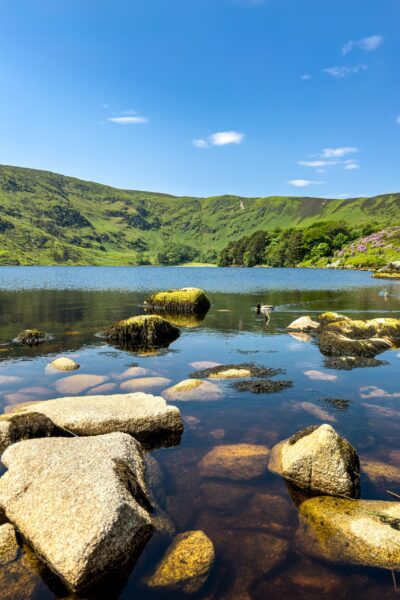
[0,164,400,265]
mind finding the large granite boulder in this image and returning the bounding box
[0,392,183,452]
[0,433,154,592]
[296,496,400,570]
[144,288,211,315]
[268,424,360,498]
[105,315,180,349]
[146,531,215,593]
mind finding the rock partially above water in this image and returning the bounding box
[0,393,183,450]
[144,288,211,315]
[15,329,46,345]
[146,530,215,593]
[318,331,392,357]
[49,357,80,371]
[296,496,400,570]
[199,443,270,481]
[105,315,180,349]
[0,433,154,592]
[190,363,283,380]
[162,379,223,402]
[287,316,320,331]
[268,424,360,498]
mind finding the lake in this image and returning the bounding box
[1,266,400,599]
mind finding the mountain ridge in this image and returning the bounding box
[0,164,399,265]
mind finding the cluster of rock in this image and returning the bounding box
[374,260,400,279]
[288,312,400,363]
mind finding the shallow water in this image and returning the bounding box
[1,266,400,599]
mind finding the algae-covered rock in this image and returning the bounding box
[146,530,215,593]
[323,356,387,370]
[0,523,19,565]
[15,329,46,346]
[268,424,360,498]
[0,393,183,451]
[318,331,392,357]
[105,315,180,349]
[199,443,270,481]
[287,316,319,331]
[324,317,400,340]
[317,312,350,326]
[233,379,293,394]
[0,433,153,592]
[296,496,400,570]
[190,363,283,380]
[144,288,211,315]
[49,357,80,371]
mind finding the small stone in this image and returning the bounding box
[146,531,215,593]
[287,316,319,331]
[55,374,108,395]
[49,357,80,371]
[120,377,172,392]
[162,379,223,402]
[199,443,270,481]
[269,424,360,498]
[0,523,19,565]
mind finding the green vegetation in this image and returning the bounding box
[145,288,211,315]
[0,164,400,265]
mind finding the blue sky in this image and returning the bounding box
[1,0,399,198]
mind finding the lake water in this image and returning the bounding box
[1,266,400,599]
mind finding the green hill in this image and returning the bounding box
[0,164,399,265]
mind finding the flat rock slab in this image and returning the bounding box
[0,433,153,592]
[0,393,183,451]
[120,377,172,392]
[296,496,400,570]
[199,443,270,481]
[146,531,215,593]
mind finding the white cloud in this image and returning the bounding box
[396,116,400,125]
[321,147,358,158]
[301,74,311,80]
[192,131,245,148]
[298,160,338,168]
[288,179,322,188]
[344,160,360,170]
[323,64,367,78]
[342,35,383,55]
[108,115,148,124]
[209,131,245,146]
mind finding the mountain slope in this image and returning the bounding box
[0,164,399,265]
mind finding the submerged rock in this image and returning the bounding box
[0,433,154,592]
[105,315,180,349]
[233,379,293,394]
[55,374,108,395]
[162,379,223,402]
[296,496,400,570]
[318,331,392,357]
[48,357,80,371]
[323,356,388,370]
[199,443,270,481]
[120,377,172,392]
[0,523,19,565]
[361,458,400,485]
[15,329,46,346]
[287,316,319,331]
[268,424,360,498]
[0,393,183,451]
[190,363,283,380]
[146,531,215,593]
[144,288,211,315]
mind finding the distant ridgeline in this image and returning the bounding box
[0,164,399,266]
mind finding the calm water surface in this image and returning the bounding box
[1,267,400,599]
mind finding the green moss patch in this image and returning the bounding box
[145,288,210,315]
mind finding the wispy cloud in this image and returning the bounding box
[323,64,367,78]
[321,147,358,158]
[342,35,383,55]
[298,160,338,168]
[288,179,322,188]
[301,74,311,81]
[108,114,148,124]
[193,131,245,148]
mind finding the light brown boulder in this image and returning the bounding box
[199,443,270,481]
[49,357,80,371]
[0,433,153,592]
[287,316,319,331]
[268,424,360,497]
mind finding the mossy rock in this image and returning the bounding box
[317,312,350,326]
[373,272,400,279]
[105,315,180,349]
[296,496,400,570]
[144,288,211,315]
[318,331,392,357]
[323,356,387,370]
[15,329,46,346]
[324,317,400,340]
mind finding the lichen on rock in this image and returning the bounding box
[145,288,211,315]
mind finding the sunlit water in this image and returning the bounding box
[0,267,400,599]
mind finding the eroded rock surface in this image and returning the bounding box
[0,433,154,592]
[268,424,360,497]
